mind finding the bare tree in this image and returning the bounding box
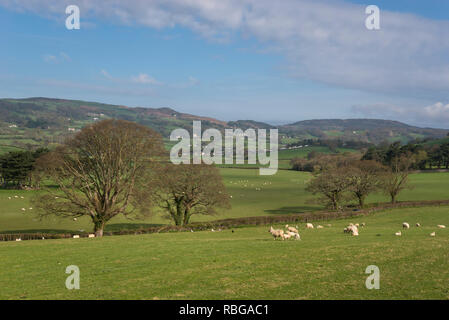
[32,120,164,236]
[381,155,414,204]
[306,168,352,210]
[152,163,231,226]
[346,160,386,208]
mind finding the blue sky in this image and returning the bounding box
[1,0,449,127]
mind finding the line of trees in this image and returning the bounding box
[30,120,231,237]
[0,148,48,188]
[363,141,449,170]
[305,155,414,210]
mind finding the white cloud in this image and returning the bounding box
[43,52,71,64]
[100,69,113,80]
[5,0,449,94]
[423,102,449,121]
[101,70,163,86]
[352,102,449,127]
[131,73,163,85]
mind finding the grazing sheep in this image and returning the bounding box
[88,234,95,238]
[8,197,11,200]
[350,225,359,236]
[361,223,366,227]
[437,225,446,229]
[16,238,21,241]
[269,226,285,240]
[355,223,360,227]
[317,225,324,229]
[73,218,77,221]
[285,225,298,233]
[402,222,410,229]
[395,231,402,236]
[416,223,421,227]
[14,196,18,198]
[306,223,314,229]
[73,235,80,239]
[29,207,33,210]
[345,225,358,236]
[430,232,436,237]
[286,231,300,240]
[283,233,292,240]
[21,208,26,211]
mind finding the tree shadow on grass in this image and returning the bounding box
[0,223,166,235]
[0,229,78,234]
[264,206,320,215]
[105,223,165,232]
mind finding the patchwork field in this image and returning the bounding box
[0,206,448,299]
[0,169,449,234]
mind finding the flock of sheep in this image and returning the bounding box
[7,195,33,212]
[396,222,446,237]
[269,220,447,240]
[268,225,302,240]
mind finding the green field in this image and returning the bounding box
[1,169,449,234]
[0,205,448,299]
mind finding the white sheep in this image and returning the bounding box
[15,238,22,241]
[416,223,421,227]
[269,226,285,240]
[316,225,324,229]
[437,225,446,229]
[88,234,95,238]
[395,231,402,236]
[285,225,298,233]
[430,232,436,237]
[286,231,300,240]
[73,235,80,239]
[306,223,314,229]
[345,225,358,236]
[402,222,410,229]
[350,226,359,236]
[283,233,292,240]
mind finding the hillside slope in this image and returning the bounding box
[0,98,447,151]
[281,119,448,144]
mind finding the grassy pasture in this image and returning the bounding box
[0,170,449,234]
[0,206,448,299]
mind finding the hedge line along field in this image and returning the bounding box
[0,169,449,234]
[0,206,448,299]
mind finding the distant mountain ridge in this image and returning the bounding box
[0,97,447,148]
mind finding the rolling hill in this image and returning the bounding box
[0,97,447,152]
[281,119,449,144]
